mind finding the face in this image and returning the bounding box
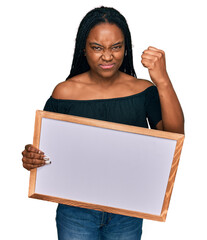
[85,23,125,79]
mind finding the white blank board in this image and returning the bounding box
[29,111,184,221]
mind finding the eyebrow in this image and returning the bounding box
[89,41,124,47]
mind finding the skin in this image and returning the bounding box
[141,46,184,133]
[22,22,184,170]
[22,145,46,170]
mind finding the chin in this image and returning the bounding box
[98,68,120,79]
[100,72,116,79]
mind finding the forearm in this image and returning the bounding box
[141,46,185,134]
[156,77,184,134]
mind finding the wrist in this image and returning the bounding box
[155,76,172,89]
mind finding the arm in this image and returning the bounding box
[141,46,184,134]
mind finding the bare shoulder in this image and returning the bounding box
[52,73,87,99]
[52,80,74,99]
[134,78,154,91]
[121,73,154,93]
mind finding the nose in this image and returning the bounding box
[101,50,113,61]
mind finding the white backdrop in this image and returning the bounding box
[0,0,206,239]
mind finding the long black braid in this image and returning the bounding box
[66,6,137,80]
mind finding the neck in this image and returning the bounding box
[87,70,121,88]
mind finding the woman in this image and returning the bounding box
[22,6,184,240]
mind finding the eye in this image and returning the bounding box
[92,46,103,51]
[112,45,122,51]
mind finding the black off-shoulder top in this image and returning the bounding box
[43,85,162,129]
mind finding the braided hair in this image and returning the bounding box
[66,6,137,80]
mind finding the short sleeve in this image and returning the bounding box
[43,97,59,113]
[145,86,162,129]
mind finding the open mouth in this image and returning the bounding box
[99,64,115,70]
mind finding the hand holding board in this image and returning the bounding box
[29,110,184,221]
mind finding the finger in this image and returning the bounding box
[141,52,156,61]
[22,150,48,161]
[25,144,44,154]
[24,151,46,159]
[22,157,49,166]
[148,46,161,51]
[141,58,149,67]
[148,46,158,50]
[23,162,45,171]
[141,58,154,70]
[142,50,163,59]
[22,149,27,156]
[148,46,165,55]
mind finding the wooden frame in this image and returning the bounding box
[29,110,184,222]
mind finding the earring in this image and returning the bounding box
[125,50,127,56]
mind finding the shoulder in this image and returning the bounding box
[52,81,73,99]
[120,73,154,93]
[133,78,154,90]
[52,73,87,99]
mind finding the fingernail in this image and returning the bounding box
[45,160,51,164]
[43,156,50,161]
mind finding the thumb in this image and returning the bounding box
[148,46,157,51]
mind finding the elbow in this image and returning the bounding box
[159,119,185,134]
[165,122,185,135]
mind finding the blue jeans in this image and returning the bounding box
[56,204,143,240]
